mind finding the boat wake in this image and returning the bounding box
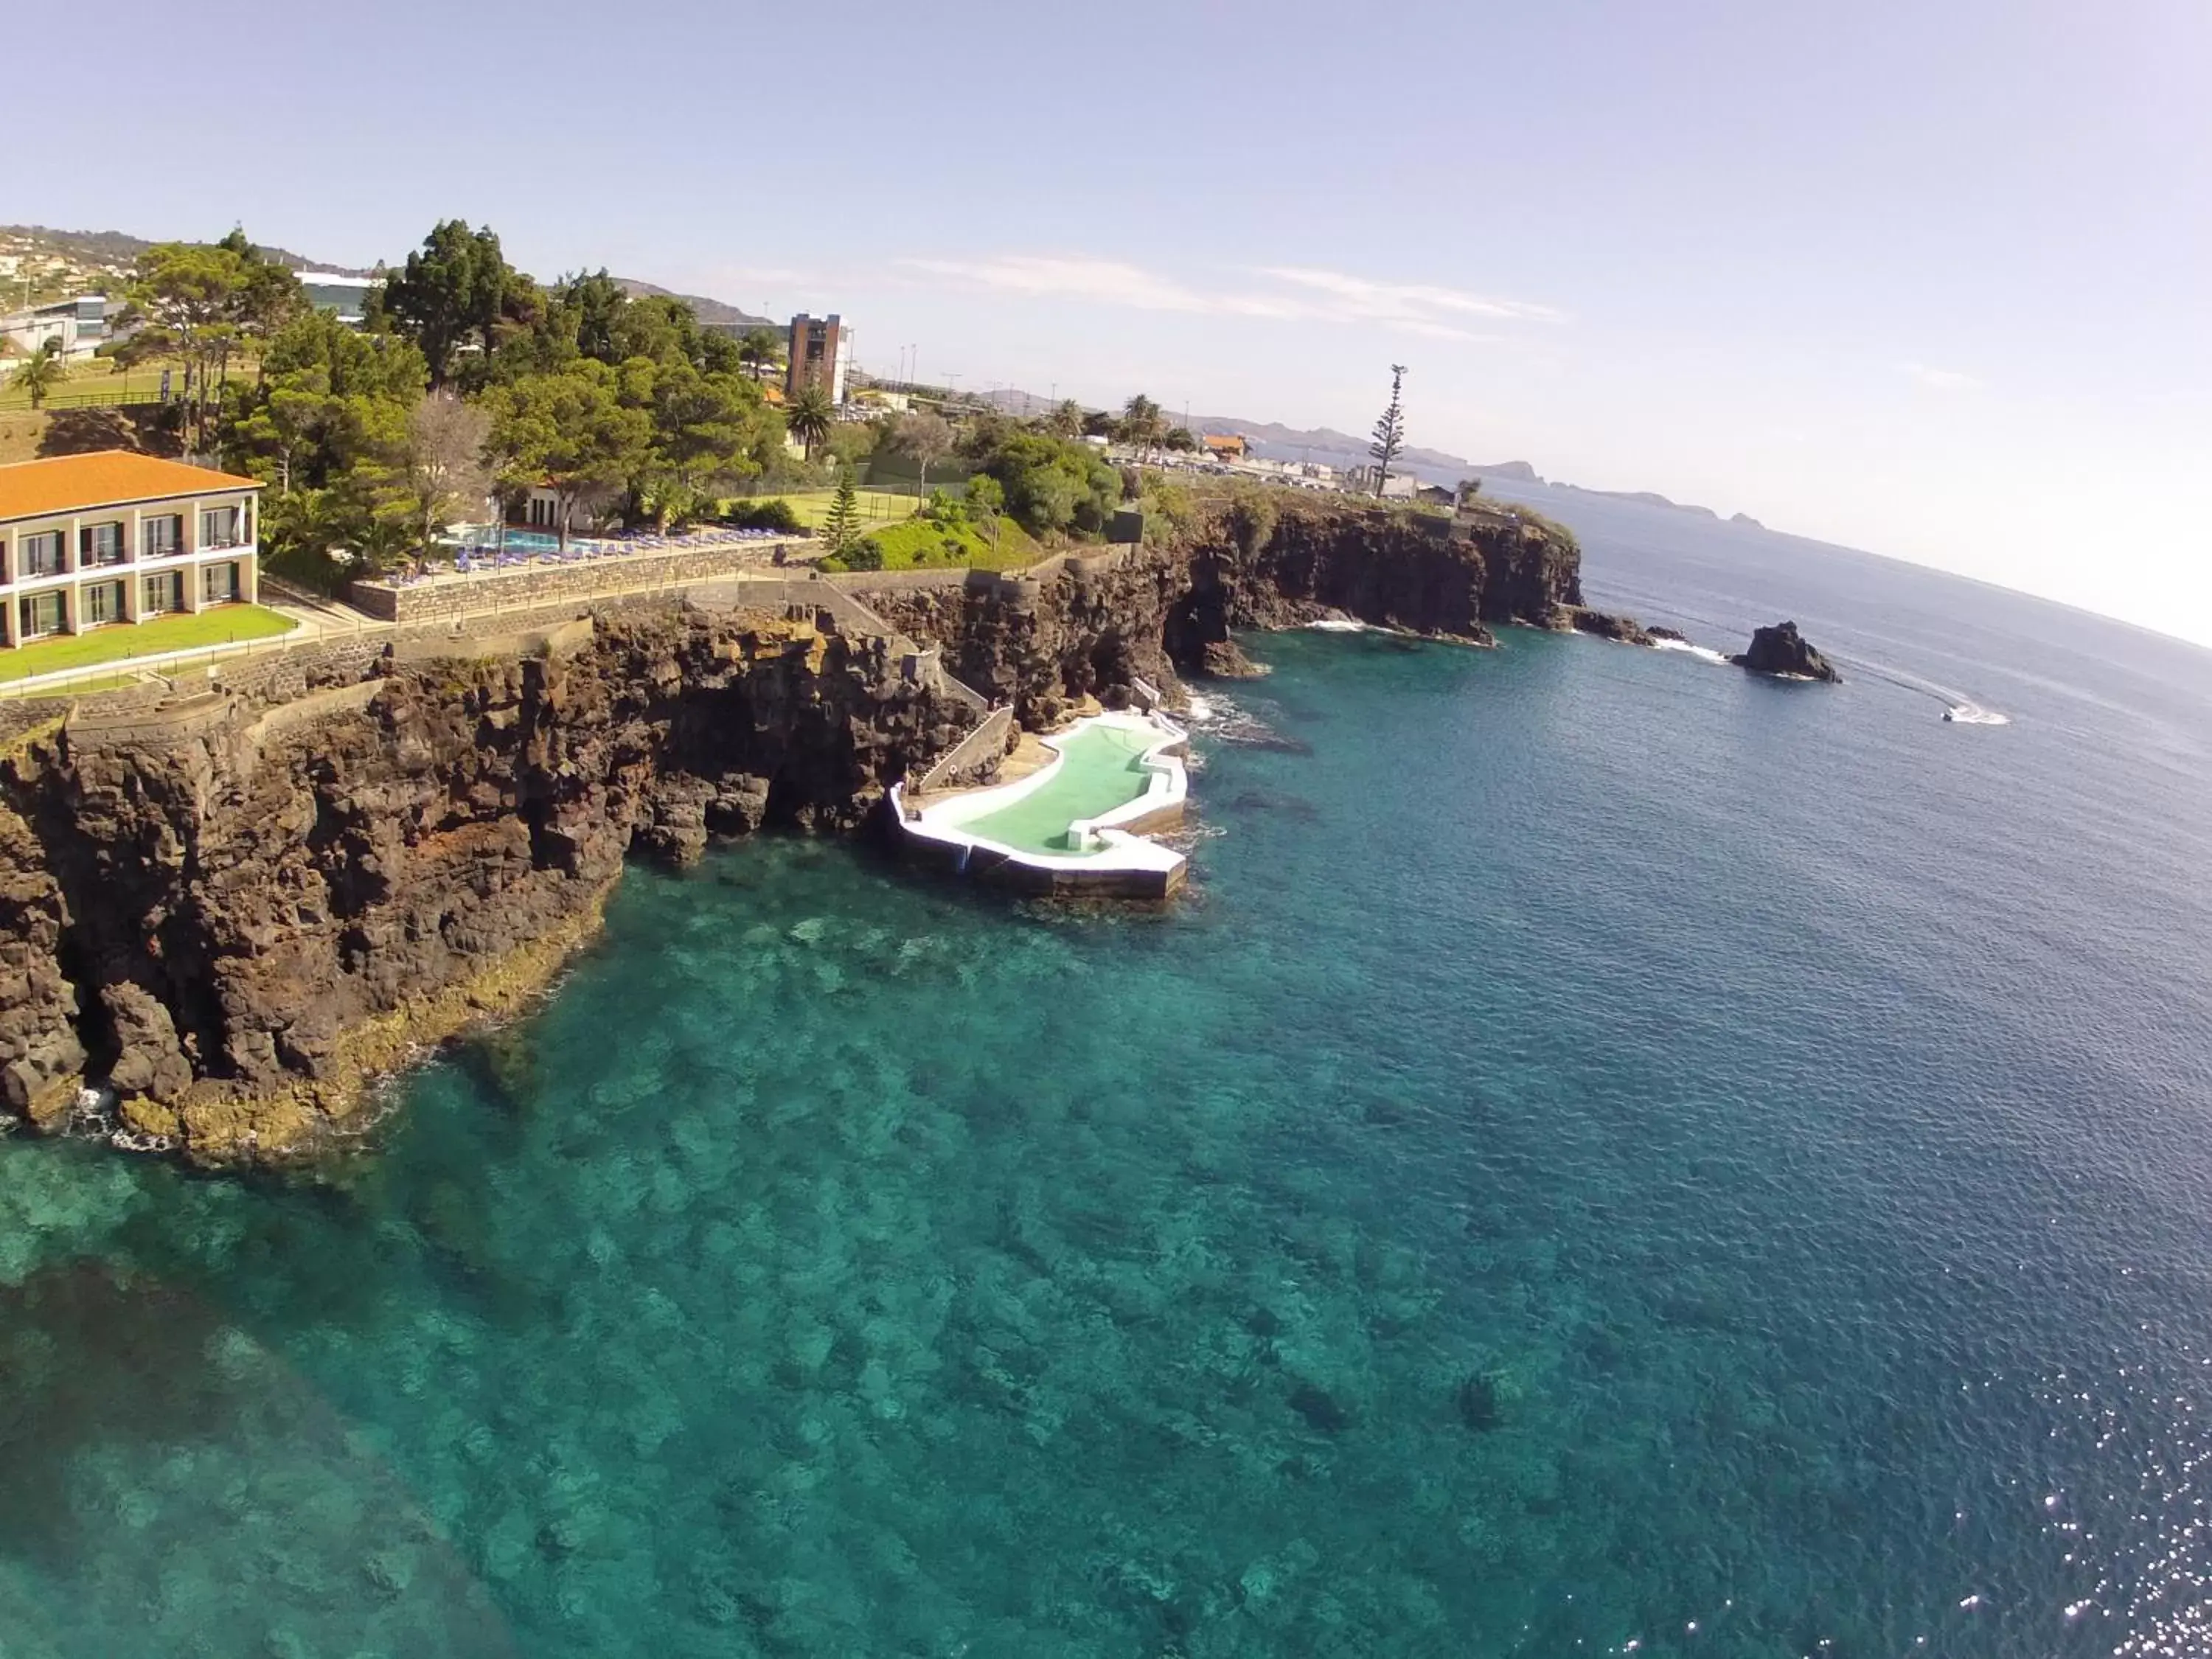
[1840,657,2012,726]
[1649,637,1731,667]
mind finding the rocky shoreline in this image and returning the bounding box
[0,496,1584,1164]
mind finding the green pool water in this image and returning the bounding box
[953,721,1163,856]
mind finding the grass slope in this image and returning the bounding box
[0,604,295,684]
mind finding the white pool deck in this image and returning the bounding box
[891,709,1190,894]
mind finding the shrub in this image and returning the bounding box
[724,498,804,534]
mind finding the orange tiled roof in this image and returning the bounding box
[0,451,262,524]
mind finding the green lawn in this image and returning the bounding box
[774,488,922,529]
[838,514,1043,573]
[0,355,205,414]
[0,604,296,684]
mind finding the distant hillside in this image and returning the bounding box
[1550,481,1723,520]
[615,279,776,332]
[1,225,375,282]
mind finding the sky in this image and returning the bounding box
[16,0,2212,643]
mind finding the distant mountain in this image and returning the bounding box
[1,225,375,279]
[1550,481,1725,521]
[614,279,776,332]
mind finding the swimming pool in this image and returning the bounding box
[894,710,1191,897]
[955,721,1166,855]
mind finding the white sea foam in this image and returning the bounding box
[1944,703,2011,726]
[1183,695,1217,723]
[1307,618,1366,633]
[1649,637,1731,666]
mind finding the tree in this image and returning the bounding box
[818,465,863,557]
[224,310,427,493]
[736,327,782,378]
[1457,477,1484,508]
[486,360,652,550]
[965,473,1006,517]
[401,392,494,558]
[1164,425,1197,453]
[1368,364,1408,496]
[13,341,67,409]
[885,408,953,490]
[964,472,1006,563]
[1046,399,1085,439]
[1119,392,1164,459]
[125,236,300,453]
[785,383,834,459]
[970,430,1122,538]
[630,362,776,527]
[378,220,518,388]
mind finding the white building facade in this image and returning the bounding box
[0,452,261,648]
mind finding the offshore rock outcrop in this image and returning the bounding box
[1733,621,1841,682]
[1568,608,1654,647]
[0,609,965,1162]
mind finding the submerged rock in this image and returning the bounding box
[1287,1382,1353,1435]
[1457,1370,1505,1432]
[1732,620,1841,682]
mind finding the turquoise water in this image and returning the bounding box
[4,504,2212,1656]
[953,721,1164,855]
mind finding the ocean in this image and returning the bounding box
[2,497,2209,1658]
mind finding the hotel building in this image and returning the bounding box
[0,452,261,648]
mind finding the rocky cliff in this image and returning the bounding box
[0,608,966,1163]
[0,496,1585,1161]
[859,495,1584,717]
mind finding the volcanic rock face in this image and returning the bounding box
[1732,621,1841,682]
[858,498,1586,723]
[1569,609,1654,647]
[0,495,1590,1161]
[0,611,965,1162]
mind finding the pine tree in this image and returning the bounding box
[819,465,862,557]
[1368,364,1408,496]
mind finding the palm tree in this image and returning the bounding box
[1120,392,1164,460]
[1046,398,1084,439]
[13,341,67,409]
[785,384,835,460]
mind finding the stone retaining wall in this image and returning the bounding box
[827,568,970,594]
[212,638,391,709]
[348,538,801,624]
[916,706,1012,792]
[391,617,594,667]
[65,693,234,753]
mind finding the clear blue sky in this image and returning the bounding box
[18,0,2211,641]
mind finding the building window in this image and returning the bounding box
[18,591,65,639]
[144,514,183,557]
[142,571,183,614]
[200,506,242,549]
[202,562,240,605]
[82,580,125,625]
[21,530,65,577]
[80,521,127,566]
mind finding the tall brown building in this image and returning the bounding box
[785,313,851,405]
